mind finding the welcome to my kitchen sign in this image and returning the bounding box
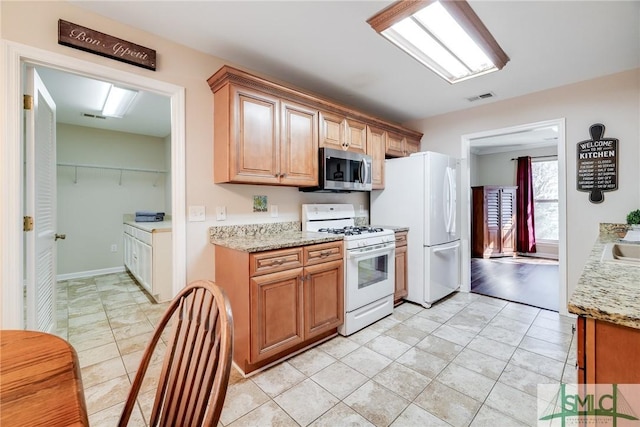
[58,20,156,71]
[576,123,618,204]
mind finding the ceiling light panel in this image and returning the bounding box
[368,0,509,84]
[102,85,138,118]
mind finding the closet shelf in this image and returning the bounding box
[57,163,168,174]
[57,163,168,186]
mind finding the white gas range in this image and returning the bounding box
[302,204,395,336]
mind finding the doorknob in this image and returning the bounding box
[55,233,66,241]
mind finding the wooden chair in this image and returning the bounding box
[119,280,233,426]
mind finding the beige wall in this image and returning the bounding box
[57,124,168,275]
[1,1,367,284]
[405,68,640,300]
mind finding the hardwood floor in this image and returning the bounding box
[470,256,559,312]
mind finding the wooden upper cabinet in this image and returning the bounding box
[386,131,406,157]
[213,85,317,186]
[319,112,366,154]
[280,100,318,186]
[208,65,423,184]
[319,111,345,151]
[228,86,280,184]
[405,136,420,155]
[386,132,420,157]
[367,125,386,189]
[344,118,367,154]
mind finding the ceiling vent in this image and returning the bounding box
[466,92,495,102]
[82,113,107,120]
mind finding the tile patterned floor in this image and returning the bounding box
[56,273,578,426]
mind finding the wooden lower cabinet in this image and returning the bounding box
[215,241,343,375]
[577,316,640,384]
[394,231,408,305]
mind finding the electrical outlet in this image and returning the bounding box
[216,206,226,221]
[110,244,117,252]
[188,205,206,222]
[270,205,278,218]
[359,204,365,214]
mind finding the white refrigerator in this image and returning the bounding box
[371,151,460,308]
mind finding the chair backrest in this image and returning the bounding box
[119,280,233,427]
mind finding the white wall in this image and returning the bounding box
[56,124,167,275]
[405,68,640,301]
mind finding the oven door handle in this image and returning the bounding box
[348,244,394,259]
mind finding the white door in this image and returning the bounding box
[24,67,58,333]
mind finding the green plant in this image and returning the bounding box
[627,209,640,225]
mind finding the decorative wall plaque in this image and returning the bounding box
[576,123,618,204]
[58,20,156,71]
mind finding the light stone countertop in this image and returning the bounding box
[211,231,343,253]
[568,223,640,329]
[373,225,409,233]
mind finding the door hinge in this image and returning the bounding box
[23,95,33,110]
[23,216,34,232]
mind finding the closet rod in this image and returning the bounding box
[510,155,557,161]
[57,162,167,174]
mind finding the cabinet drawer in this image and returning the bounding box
[250,248,303,276]
[303,241,343,265]
[395,231,408,247]
[124,224,134,236]
[136,229,153,245]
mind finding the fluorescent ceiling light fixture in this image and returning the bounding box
[101,85,138,118]
[367,0,509,84]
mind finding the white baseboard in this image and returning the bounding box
[57,266,126,281]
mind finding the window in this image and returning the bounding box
[532,159,558,241]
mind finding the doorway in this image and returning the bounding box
[1,41,186,329]
[460,119,568,315]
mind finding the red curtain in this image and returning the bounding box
[516,156,536,253]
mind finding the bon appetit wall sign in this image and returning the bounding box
[58,20,156,71]
[576,123,618,204]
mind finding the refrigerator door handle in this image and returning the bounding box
[443,166,455,234]
[432,241,460,253]
[448,167,456,235]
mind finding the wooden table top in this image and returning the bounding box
[0,330,89,426]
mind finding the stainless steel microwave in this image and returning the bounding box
[301,147,372,192]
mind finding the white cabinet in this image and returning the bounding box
[123,223,172,302]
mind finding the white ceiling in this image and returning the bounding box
[51,1,639,141]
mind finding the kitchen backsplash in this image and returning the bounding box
[599,222,632,238]
[209,221,301,240]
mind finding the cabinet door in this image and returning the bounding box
[484,189,502,257]
[137,240,153,293]
[405,137,420,155]
[250,268,304,362]
[367,126,386,189]
[500,188,517,255]
[303,260,344,339]
[394,232,408,304]
[231,86,280,184]
[123,232,134,271]
[280,100,319,186]
[319,111,345,150]
[386,131,405,157]
[344,118,367,154]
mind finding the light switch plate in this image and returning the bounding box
[188,205,206,222]
[216,206,226,221]
[270,205,278,218]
